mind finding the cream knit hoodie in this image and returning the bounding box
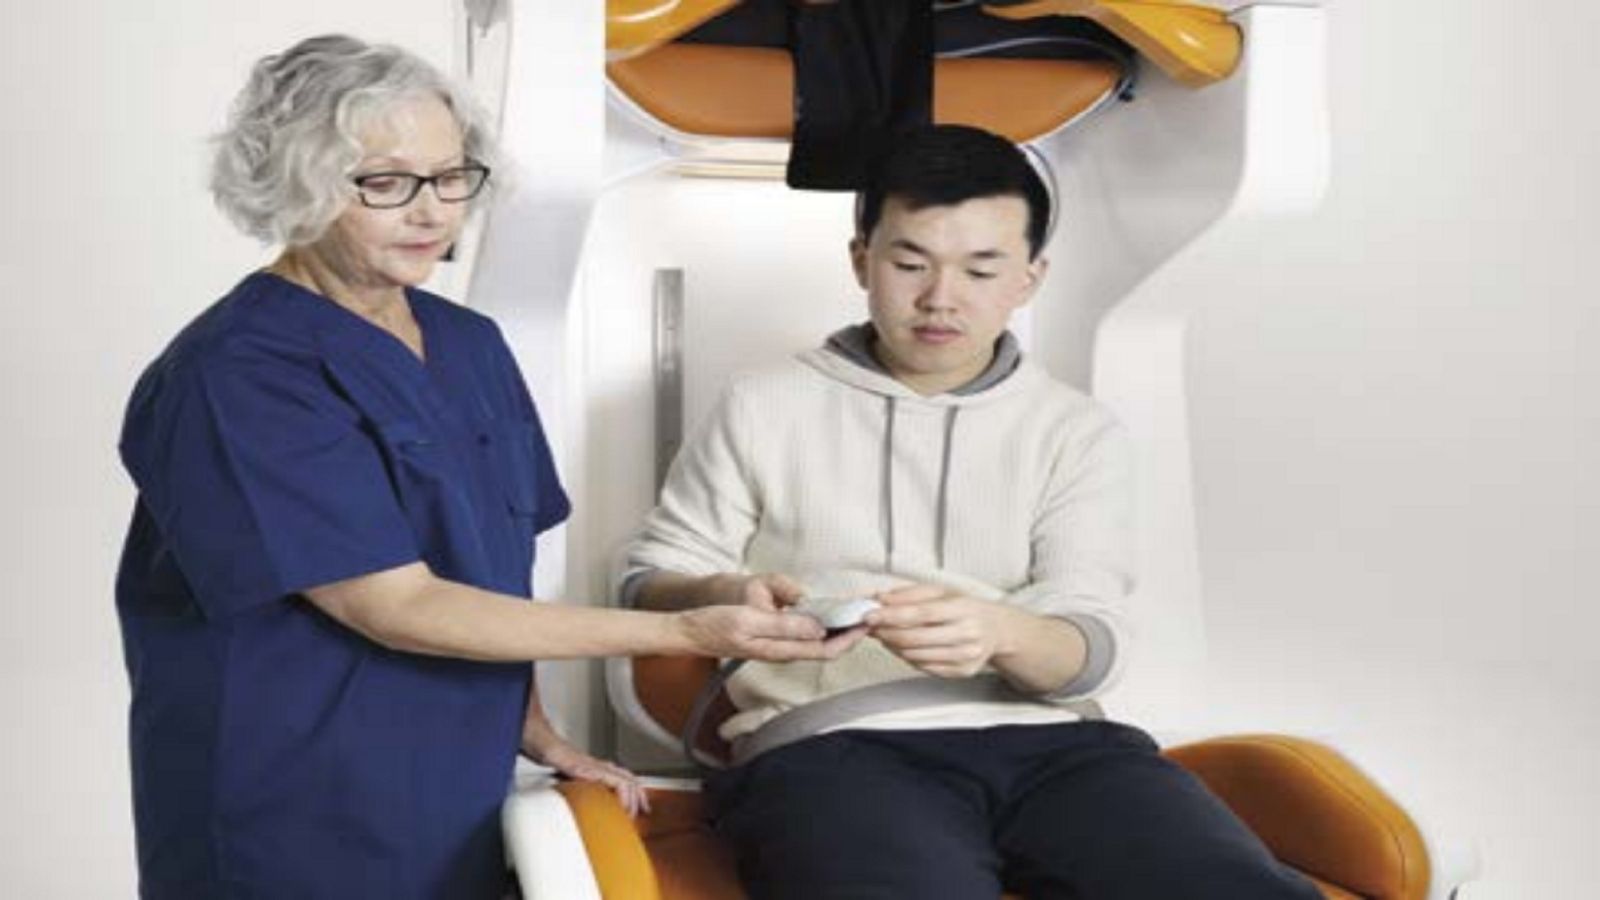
[622,327,1135,741]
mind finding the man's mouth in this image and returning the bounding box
[911,325,963,344]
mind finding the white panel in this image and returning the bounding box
[466,1,606,749]
[502,765,604,900]
[1076,6,1330,729]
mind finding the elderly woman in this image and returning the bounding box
[115,35,848,898]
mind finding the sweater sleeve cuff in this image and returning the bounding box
[1050,613,1117,699]
[617,567,658,608]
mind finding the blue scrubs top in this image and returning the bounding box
[115,271,570,899]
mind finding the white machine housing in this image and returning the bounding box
[451,3,1478,897]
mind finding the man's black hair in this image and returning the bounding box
[855,125,1052,259]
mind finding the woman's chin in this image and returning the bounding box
[379,260,440,288]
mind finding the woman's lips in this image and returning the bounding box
[397,240,444,255]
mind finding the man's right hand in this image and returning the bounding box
[674,603,864,661]
[700,572,806,611]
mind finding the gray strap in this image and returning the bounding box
[698,674,1104,767]
[682,658,747,771]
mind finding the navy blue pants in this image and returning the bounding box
[705,721,1323,900]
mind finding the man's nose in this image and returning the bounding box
[916,269,959,310]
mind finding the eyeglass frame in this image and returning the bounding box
[349,162,492,209]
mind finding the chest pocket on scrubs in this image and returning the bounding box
[376,417,443,473]
[373,419,470,537]
[485,418,545,538]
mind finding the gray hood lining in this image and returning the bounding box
[822,323,1022,396]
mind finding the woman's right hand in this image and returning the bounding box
[700,572,805,612]
[675,604,863,661]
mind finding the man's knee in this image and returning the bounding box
[723,807,1000,900]
[708,735,1001,899]
[1122,847,1323,900]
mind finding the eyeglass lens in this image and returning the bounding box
[354,166,489,208]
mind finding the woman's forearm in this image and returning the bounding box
[305,561,837,663]
[306,562,692,661]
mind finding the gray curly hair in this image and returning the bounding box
[211,34,498,246]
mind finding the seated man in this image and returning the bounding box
[620,125,1319,900]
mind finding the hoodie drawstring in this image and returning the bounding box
[881,396,897,573]
[879,397,960,572]
[936,406,958,570]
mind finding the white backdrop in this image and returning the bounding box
[1185,3,1596,897]
[0,3,456,895]
[0,1,1591,896]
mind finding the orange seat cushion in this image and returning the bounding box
[1167,735,1431,900]
[608,43,1122,143]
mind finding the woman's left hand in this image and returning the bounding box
[522,732,651,817]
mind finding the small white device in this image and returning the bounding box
[793,596,881,634]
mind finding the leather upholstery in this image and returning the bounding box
[634,656,716,738]
[1168,735,1431,900]
[556,781,664,900]
[607,0,738,60]
[608,44,1122,142]
[984,0,1242,86]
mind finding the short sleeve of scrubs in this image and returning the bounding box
[123,336,420,619]
[494,324,572,536]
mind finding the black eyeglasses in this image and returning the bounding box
[351,163,491,209]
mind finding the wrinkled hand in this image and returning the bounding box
[677,604,865,662]
[522,730,651,817]
[701,572,805,612]
[866,583,1014,679]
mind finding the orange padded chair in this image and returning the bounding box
[514,655,1436,900]
[605,1,1243,145]
[605,1,1143,146]
[501,5,1471,899]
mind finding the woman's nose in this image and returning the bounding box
[406,186,449,225]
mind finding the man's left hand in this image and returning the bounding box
[865,583,1016,679]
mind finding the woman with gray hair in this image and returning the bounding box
[115,34,850,899]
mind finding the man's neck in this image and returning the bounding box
[871,341,993,397]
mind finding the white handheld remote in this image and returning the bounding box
[793,596,880,634]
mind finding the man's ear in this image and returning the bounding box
[1016,254,1048,307]
[849,236,870,290]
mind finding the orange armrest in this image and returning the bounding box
[556,781,663,900]
[1165,734,1431,900]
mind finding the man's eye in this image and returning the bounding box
[968,271,998,280]
[891,261,925,273]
